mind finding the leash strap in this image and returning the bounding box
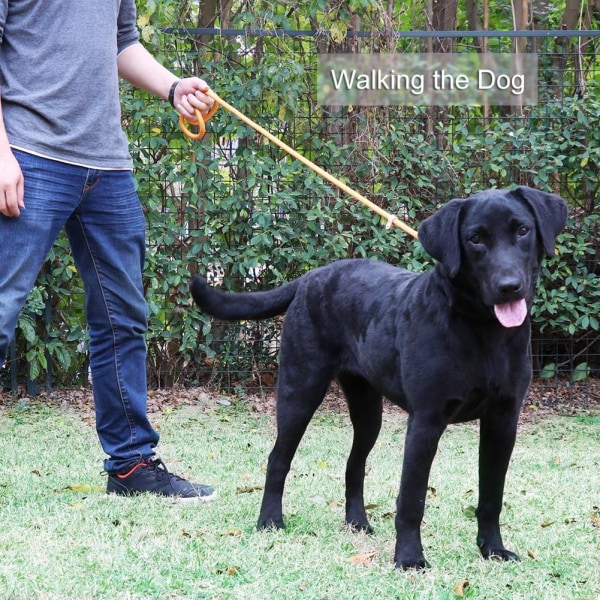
[178,90,419,240]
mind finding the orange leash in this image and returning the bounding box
[178,98,219,140]
[179,89,419,240]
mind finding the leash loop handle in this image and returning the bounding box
[179,99,220,140]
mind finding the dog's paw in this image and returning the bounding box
[256,517,285,531]
[394,556,431,571]
[480,547,520,562]
[346,519,374,535]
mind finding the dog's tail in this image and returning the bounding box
[190,276,300,320]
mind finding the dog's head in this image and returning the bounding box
[418,186,567,327]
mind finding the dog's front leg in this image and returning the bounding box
[394,414,446,570]
[476,411,520,562]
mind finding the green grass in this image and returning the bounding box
[0,397,598,599]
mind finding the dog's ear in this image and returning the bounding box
[418,199,464,278]
[512,186,568,257]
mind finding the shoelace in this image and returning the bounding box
[147,458,187,483]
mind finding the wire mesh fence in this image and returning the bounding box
[2,28,599,402]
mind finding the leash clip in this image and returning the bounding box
[386,214,398,230]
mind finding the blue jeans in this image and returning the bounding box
[0,150,159,472]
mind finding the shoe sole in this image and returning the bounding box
[106,490,218,503]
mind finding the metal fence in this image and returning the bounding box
[3,29,599,401]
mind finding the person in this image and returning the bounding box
[0,1,216,501]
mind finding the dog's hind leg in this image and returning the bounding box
[256,363,333,531]
[337,372,383,533]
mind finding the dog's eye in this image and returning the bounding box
[469,234,483,245]
[517,225,530,237]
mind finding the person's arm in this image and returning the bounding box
[0,89,25,217]
[116,43,214,122]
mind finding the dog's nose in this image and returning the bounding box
[498,278,523,296]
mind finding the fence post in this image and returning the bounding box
[9,338,17,395]
[25,316,39,396]
[44,292,53,394]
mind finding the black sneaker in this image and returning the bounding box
[106,458,216,501]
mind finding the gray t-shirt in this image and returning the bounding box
[0,0,139,169]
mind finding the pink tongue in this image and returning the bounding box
[494,299,528,328]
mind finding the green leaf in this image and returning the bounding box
[19,317,37,343]
[571,362,590,382]
[540,363,557,379]
[330,21,347,43]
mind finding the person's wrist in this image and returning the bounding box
[168,80,180,108]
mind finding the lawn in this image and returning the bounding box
[0,390,598,599]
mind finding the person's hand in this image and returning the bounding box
[0,148,24,217]
[172,77,215,123]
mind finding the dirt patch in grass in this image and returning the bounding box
[1,381,598,423]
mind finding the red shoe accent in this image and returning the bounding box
[116,461,150,479]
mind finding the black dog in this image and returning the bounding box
[191,186,567,569]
